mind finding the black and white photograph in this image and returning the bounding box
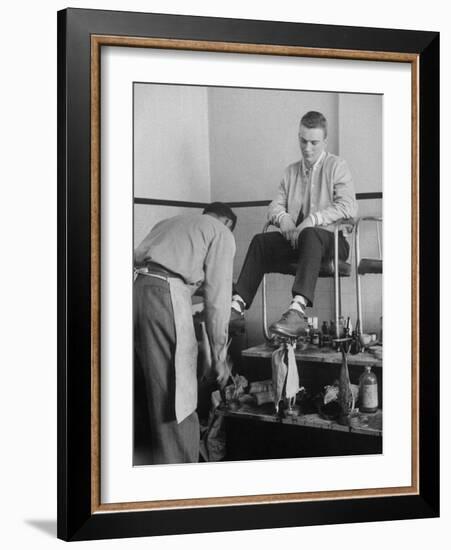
[0,0,446,545]
[132,83,383,466]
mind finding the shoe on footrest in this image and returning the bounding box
[269,309,306,338]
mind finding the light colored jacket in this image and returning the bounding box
[268,153,358,231]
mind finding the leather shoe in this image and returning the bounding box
[269,309,306,338]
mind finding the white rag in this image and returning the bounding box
[271,342,300,412]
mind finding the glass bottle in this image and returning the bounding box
[329,321,336,337]
[359,366,378,413]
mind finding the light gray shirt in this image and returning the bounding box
[134,213,236,364]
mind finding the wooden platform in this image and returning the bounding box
[217,401,382,437]
[242,343,383,368]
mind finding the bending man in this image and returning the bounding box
[134,202,237,464]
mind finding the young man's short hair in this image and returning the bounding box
[300,111,328,138]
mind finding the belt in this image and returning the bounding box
[139,271,169,282]
[134,262,184,281]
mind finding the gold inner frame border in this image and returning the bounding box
[90,34,420,514]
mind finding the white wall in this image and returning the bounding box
[134,83,211,201]
[208,87,339,201]
[339,93,383,193]
[1,2,448,550]
[134,84,339,203]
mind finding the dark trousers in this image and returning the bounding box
[133,274,199,464]
[234,227,349,307]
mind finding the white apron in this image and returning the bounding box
[168,278,199,424]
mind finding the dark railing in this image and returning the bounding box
[134,192,382,208]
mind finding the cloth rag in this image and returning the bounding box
[271,342,300,412]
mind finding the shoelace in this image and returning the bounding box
[282,309,304,320]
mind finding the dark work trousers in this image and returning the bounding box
[133,274,200,464]
[235,227,349,307]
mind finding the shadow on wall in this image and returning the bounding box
[24,519,57,538]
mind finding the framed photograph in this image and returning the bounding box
[57,8,439,541]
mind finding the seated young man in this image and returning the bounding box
[230,111,357,338]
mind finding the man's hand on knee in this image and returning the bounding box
[279,214,297,240]
[289,217,314,249]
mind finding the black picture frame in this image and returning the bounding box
[57,7,439,541]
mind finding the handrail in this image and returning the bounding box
[354,216,383,334]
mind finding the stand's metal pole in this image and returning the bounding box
[334,226,340,338]
[262,272,271,341]
[261,222,272,342]
[355,219,363,334]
